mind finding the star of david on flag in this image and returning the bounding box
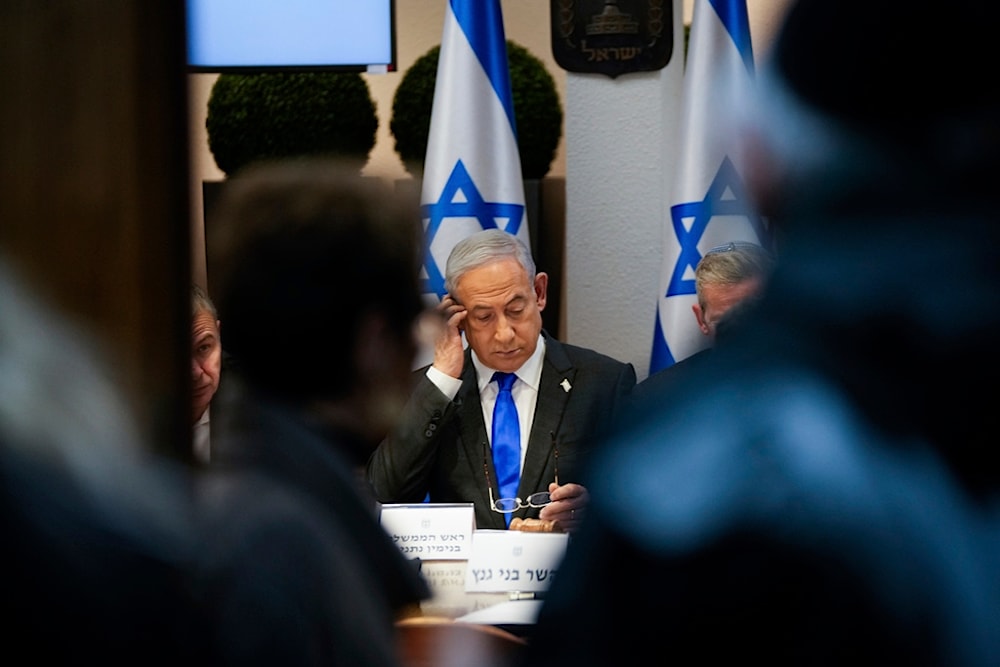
[649,0,770,374]
[420,0,529,301]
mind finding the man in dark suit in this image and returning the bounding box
[367,229,636,532]
[629,240,773,412]
[191,284,222,465]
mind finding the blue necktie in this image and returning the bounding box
[491,372,520,527]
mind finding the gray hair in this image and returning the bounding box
[695,242,775,308]
[444,229,535,295]
[192,284,217,319]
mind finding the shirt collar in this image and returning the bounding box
[472,333,546,394]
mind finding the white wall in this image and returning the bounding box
[188,0,792,379]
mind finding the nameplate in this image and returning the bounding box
[379,503,475,560]
[465,530,569,593]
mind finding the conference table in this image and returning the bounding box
[417,558,544,624]
[380,503,568,631]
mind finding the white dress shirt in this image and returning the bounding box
[193,408,211,464]
[426,334,546,475]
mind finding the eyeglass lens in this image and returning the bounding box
[492,492,552,513]
[483,436,560,514]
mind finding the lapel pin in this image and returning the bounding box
[560,378,572,393]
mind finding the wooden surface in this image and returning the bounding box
[0,1,192,460]
[396,616,527,667]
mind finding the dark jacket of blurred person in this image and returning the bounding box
[0,257,210,664]
[523,1,1000,665]
[197,159,430,666]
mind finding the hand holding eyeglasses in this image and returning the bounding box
[509,482,589,534]
[538,481,589,533]
[484,433,589,533]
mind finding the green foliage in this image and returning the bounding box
[390,40,563,180]
[389,48,439,177]
[206,72,378,177]
[508,42,563,180]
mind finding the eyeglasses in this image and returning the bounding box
[704,240,763,255]
[482,432,559,514]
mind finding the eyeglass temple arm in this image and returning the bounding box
[482,441,497,507]
[550,431,559,486]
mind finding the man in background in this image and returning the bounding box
[631,239,774,409]
[191,284,221,465]
[689,240,773,343]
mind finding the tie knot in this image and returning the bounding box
[492,372,517,392]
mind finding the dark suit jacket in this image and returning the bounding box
[622,347,713,429]
[366,332,637,530]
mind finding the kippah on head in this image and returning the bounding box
[773,0,999,132]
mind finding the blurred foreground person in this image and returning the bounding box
[199,159,430,665]
[524,0,1000,665]
[0,257,208,663]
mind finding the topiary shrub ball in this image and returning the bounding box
[206,72,378,177]
[390,41,563,180]
[389,49,439,177]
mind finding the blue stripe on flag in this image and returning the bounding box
[450,0,518,135]
[649,304,677,371]
[648,0,764,376]
[418,0,529,304]
[708,0,754,75]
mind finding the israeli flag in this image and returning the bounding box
[648,0,769,373]
[420,0,529,302]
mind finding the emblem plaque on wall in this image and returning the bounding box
[551,0,674,78]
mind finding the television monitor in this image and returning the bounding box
[186,0,396,73]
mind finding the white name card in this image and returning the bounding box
[379,503,475,560]
[465,530,569,593]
